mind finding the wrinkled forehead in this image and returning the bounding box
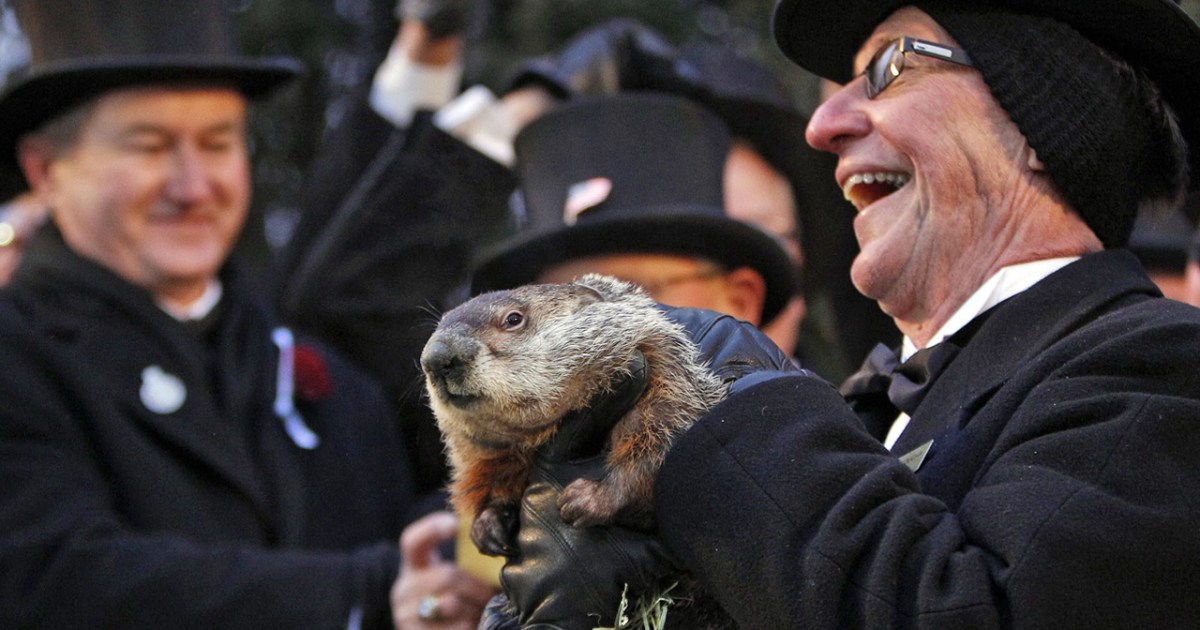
[851,6,960,74]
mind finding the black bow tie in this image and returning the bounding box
[841,340,961,417]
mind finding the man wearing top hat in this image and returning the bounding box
[275,12,854,519]
[0,1,496,628]
[468,91,799,354]
[467,29,849,361]
[481,0,1200,627]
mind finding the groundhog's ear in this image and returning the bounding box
[574,283,607,303]
[572,273,622,302]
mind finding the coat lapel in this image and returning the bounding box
[16,226,286,526]
[890,250,1161,464]
[80,300,277,518]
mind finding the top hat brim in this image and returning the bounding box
[0,56,303,200]
[771,0,1200,188]
[470,209,799,326]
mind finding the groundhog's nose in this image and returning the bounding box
[421,335,475,386]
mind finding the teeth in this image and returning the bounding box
[842,172,912,200]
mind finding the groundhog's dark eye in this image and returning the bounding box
[502,311,525,330]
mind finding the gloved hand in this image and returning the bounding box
[477,352,682,630]
[395,0,485,39]
[658,305,807,394]
[505,18,692,99]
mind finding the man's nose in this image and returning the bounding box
[166,144,215,201]
[805,77,871,154]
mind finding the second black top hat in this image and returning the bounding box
[471,92,797,324]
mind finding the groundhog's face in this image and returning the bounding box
[421,283,609,446]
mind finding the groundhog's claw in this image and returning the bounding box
[558,478,619,528]
[471,504,519,557]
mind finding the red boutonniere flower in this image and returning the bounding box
[293,344,333,401]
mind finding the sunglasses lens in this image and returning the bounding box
[866,40,903,98]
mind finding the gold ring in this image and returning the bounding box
[417,594,442,622]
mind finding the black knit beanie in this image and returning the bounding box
[918,3,1185,248]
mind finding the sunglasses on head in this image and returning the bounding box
[863,36,974,99]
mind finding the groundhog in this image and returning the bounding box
[420,273,726,553]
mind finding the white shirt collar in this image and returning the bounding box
[885,256,1080,450]
[158,279,223,322]
[900,257,1079,361]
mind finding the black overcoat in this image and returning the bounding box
[277,102,516,495]
[0,227,419,628]
[657,250,1200,628]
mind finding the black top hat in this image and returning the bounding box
[770,0,1200,191]
[0,0,304,200]
[470,93,798,325]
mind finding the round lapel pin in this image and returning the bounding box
[140,365,187,415]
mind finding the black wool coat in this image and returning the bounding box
[276,102,516,496]
[657,250,1200,629]
[0,226,420,629]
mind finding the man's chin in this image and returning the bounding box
[849,253,907,310]
[141,250,227,292]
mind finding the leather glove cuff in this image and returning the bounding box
[658,305,802,388]
[504,18,683,99]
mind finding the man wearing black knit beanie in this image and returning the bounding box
[478,0,1200,628]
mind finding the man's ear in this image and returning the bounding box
[16,135,56,198]
[1026,145,1045,172]
[718,267,767,327]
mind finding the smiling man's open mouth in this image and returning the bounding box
[842,171,912,210]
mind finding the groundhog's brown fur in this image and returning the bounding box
[420,274,726,551]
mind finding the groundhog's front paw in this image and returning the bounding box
[471,504,518,557]
[558,478,620,528]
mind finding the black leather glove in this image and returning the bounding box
[658,305,807,394]
[505,18,691,99]
[477,352,682,630]
[478,594,521,630]
[395,0,484,39]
